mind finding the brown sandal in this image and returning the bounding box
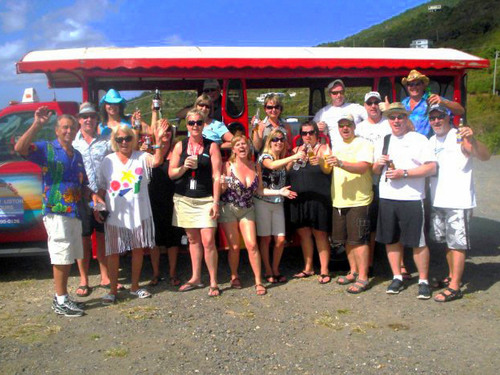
[255,284,267,296]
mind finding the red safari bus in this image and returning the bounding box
[0,46,489,255]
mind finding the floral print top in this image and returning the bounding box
[221,166,258,208]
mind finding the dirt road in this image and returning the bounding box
[1,156,499,374]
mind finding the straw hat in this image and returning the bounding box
[401,70,430,87]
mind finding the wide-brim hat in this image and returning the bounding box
[402,70,430,87]
[384,102,410,116]
[99,89,126,106]
[78,102,97,116]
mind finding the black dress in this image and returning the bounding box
[288,162,332,232]
[149,158,184,247]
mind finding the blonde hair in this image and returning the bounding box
[263,94,283,110]
[186,108,205,122]
[229,135,252,163]
[262,129,286,159]
[110,125,138,152]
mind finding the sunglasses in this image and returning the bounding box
[115,135,133,143]
[187,120,204,127]
[338,123,354,128]
[388,114,407,121]
[197,103,210,108]
[203,88,218,93]
[301,130,316,136]
[330,90,345,95]
[271,137,285,143]
[407,81,423,87]
[79,114,97,119]
[429,114,447,122]
[366,101,381,106]
[265,105,281,110]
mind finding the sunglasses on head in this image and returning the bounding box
[187,120,204,127]
[197,103,210,108]
[115,135,133,143]
[301,130,316,136]
[271,137,285,143]
[265,105,281,110]
[429,113,447,122]
[203,88,218,93]
[366,100,381,106]
[407,81,423,87]
[79,114,97,119]
[330,90,345,96]
[388,114,407,121]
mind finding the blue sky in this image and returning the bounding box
[0,0,428,106]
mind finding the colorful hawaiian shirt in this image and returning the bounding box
[26,140,88,219]
[402,92,432,138]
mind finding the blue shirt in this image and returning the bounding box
[195,119,229,144]
[26,140,88,219]
[72,131,111,193]
[99,119,131,136]
[402,92,432,138]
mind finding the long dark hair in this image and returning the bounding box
[99,102,127,125]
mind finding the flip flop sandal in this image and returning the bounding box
[434,287,463,302]
[208,286,221,297]
[129,288,152,299]
[293,271,315,279]
[347,279,370,294]
[318,274,332,284]
[336,272,358,285]
[100,283,125,291]
[179,282,205,292]
[255,284,267,296]
[274,274,287,283]
[76,285,91,297]
[230,277,242,289]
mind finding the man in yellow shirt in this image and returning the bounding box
[326,114,374,293]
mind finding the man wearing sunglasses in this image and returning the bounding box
[427,104,490,302]
[313,79,367,148]
[15,106,104,317]
[72,102,114,297]
[372,102,437,299]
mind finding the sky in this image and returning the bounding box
[0,0,428,107]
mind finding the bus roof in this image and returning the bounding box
[16,46,489,89]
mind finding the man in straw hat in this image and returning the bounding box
[372,102,437,299]
[401,70,464,138]
[427,104,490,302]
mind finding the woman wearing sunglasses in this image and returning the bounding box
[252,94,293,153]
[219,135,297,295]
[169,109,222,297]
[254,129,305,283]
[289,121,333,284]
[96,123,168,304]
[194,94,233,148]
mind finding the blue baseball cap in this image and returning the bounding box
[428,104,451,116]
[99,89,126,106]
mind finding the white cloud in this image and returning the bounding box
[164,34,192,46]
[0,0,28,33]
[0,40,25,61]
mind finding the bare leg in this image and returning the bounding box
[271,235,286,276]
[130,248,144,292]
[386,242,404,276]
[345,243,359,275]
[259,235,272,277]
[77,236,92,287]
[297,227,315,274]
[167,246,179,280]
[95,231,110,285]
[413,245,430,280]
[150,246,162,281]
[53,264,71,296]
[239,219,263,285]
[184,229,204,284]
[445,248,453,279]
[201,227,218,288]
[313,229,330,276]
[435,248,465,301]
[352,243,369,281]
[107,253,120,295]
[221,221,241,282]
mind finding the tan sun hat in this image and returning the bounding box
[401,70,430,87]
[384,102,410,116]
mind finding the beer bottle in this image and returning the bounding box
[456,118,464,144]
[153,89,161,111]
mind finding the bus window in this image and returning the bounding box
[0,111,57,162]
[378,77,392,102]
[225,79,244,118]
[311,88,323,117]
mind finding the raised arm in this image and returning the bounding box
[460,126,491,161]
[15,106,53,156]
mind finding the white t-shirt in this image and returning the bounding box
[313,103,367,148]
[429,128,476,209]
[375,131,436,201]
[356,118,392,146]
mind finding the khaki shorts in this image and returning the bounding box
[218,203,255,223]
[172,194,217,228]
[254,198,285,237]
[43,214,84,265]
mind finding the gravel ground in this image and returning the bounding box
[1,156,499,375]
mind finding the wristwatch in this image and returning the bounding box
[403,169,409,178]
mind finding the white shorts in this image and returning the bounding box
[43,214,84,265]
[254,198,285,237]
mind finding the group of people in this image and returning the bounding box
[15,71,490,318]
